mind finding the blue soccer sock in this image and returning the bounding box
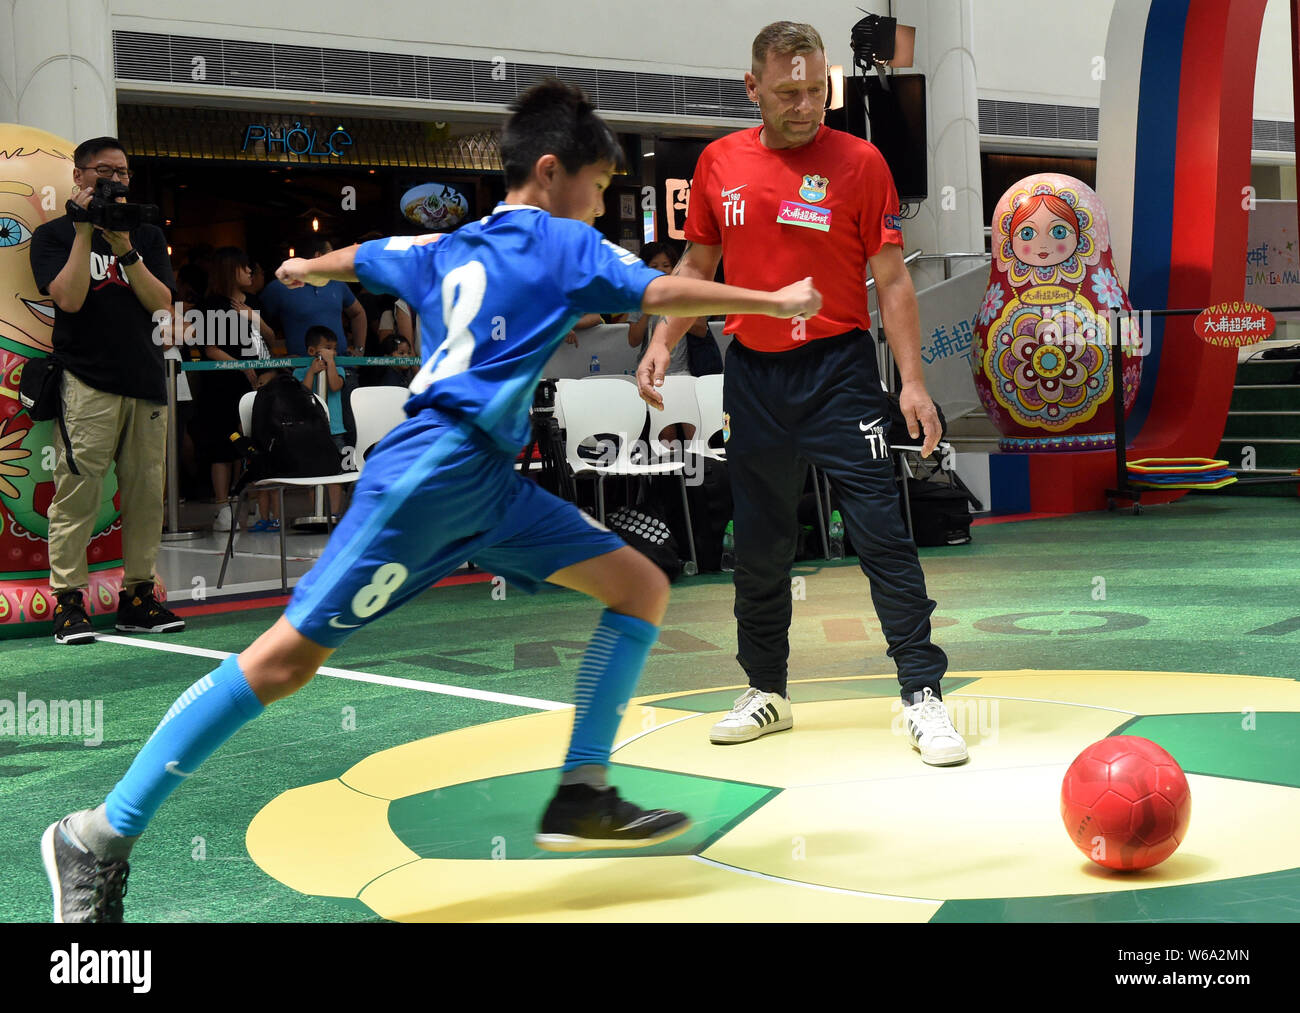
[104,654,265,837]
[561,610,659,781]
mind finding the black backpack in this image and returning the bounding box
[606,496,683,582]
[244,374,341,484]
[902,476,973,546]
[664,453,732,572]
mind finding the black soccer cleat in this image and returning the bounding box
[52,590,96,645]
[41,815,130,923]
[115,581,185,634]
[534,783,691,852]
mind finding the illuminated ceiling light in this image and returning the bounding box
[311,217,319,231]
[289,247,295,257]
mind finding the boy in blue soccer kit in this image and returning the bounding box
[42,81,821,921]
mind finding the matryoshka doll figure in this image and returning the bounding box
[972,173,1142,451]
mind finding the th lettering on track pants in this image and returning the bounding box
[723,328,947,699]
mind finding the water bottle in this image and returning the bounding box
[829,510,845,560]
[589,354,600,374]
[720,521,736,572]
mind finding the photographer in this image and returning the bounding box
[29,136,185,645]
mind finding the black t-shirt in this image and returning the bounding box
[29,215,176,403]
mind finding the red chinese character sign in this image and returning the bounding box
[1193,301,1275,347]
[972,173,1143,452]
[0,124,158,638]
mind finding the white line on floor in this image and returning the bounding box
[687,855,941,905]
[948,692,1139,715]
[164,545,315,561]
[93,636,571,711]
[610,712,702,753]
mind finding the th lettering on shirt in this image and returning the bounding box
[722,184,747,227]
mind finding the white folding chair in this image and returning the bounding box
[646,375,701,461]
[217,390,360,592]
[556,377,698,575]
[350,385,411,471]
[690,372,726,461]
[707,319,733,360]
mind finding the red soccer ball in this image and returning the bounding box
[1060,735,1192,871]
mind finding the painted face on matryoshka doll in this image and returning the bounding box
[0,126,75,355]
[1010,193,1079,270]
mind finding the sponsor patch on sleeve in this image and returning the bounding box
[884,213,903,231]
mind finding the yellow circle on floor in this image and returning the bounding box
[245,670,1300,921]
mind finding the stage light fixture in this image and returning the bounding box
[850,11,915,73]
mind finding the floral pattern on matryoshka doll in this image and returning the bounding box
[972,174,1142,451]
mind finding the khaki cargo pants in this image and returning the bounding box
[48,369,168,595]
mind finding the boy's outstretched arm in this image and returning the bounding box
[640,273,821,321]
[276,245,362,288]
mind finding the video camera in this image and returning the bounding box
[66,179,161,231]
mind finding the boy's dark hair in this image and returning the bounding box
[501,79,625,188]
[305,325,338,349]
[640,241,681,268]
[73,136,127,167]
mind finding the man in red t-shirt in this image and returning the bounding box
[638,20,967,765]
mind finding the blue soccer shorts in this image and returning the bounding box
[286,409,626,648]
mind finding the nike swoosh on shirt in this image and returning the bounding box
[858,417,883,432]
[329,616,362,629]
[721,184,747,199]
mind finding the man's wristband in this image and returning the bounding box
[118,248,141,267]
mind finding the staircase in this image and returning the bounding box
[1215,353,1300,496]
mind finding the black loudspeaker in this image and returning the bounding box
[826,73,928,203]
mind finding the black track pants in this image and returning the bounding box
[723,328,947,701]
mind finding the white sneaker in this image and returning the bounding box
[710,688,793,744]
[212,505,238,532]
[902,687,968,766]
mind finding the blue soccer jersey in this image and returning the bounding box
[354,204,662,453]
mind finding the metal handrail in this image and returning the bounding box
[867,249,990,290]
[866,248,925,291]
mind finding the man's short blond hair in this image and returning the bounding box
[751,21,825,77]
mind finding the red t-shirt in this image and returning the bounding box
[684,125,903,352]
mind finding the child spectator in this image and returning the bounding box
[379,334,417,387]
[293,326,349,521]
[247,368,288,532]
